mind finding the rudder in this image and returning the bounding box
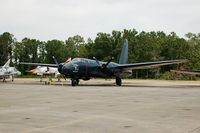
[119,39,128,64]
[3,59,10,68]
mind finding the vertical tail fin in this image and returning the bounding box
[3,59,10,68]
[119,39,128,64]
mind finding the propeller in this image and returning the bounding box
[103,57,114,68]
[52,56,59,66]
[93,57,114,69]
[93,57,101,67]
[52,56,63,73]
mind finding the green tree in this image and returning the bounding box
[86,32,117,61]
[13,38,43,74]
[184,32,200,69]
[0,32,15,65]
[65,35,86,58]
[45,40,67,63]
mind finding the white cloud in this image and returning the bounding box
[0,0,199,41]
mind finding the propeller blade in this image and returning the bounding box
[93,57,101,67]
[93,57,114,71]
[52,56,59,66]
[103,57,114,68]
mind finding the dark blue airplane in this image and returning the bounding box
[21,39,186,86]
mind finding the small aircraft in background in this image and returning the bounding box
[27,66,61,82]
[0,59,21,81]
[170,69,200,76]
[21,39,186,86]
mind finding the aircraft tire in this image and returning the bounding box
[71,80,76,86]
[116,77,122,86]
[71,79,79,86]
[76,79,79,85]
[11,75,14,81]
[3,77,6,82]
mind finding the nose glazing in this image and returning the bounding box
[58,63,64,74]
[62,63,73,75]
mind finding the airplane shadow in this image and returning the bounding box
[3,80,200,89]
[78,84,200,89]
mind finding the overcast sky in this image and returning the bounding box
[0,0,199,41]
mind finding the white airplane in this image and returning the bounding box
[0,59,21,81]
[28,66,61,82]
[27,57,71,82]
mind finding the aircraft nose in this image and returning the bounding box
[58,63,64,74]
[62,63,74,75]
[18,71,21,75]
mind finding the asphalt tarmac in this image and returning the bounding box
[0,78,200,133]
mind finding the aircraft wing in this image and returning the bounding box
[117,60,186,70]
[20,62,58,68]
[170,70,200,75]
[0,74,11,76]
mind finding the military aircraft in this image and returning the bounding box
[27,66,61,82]
[170,69,200,76]
[0,59,21,81]
[21,39,186,86]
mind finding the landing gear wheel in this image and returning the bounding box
[71,79,79,86]
[3,77,6,82]
[11,75,14,82]
[75,79,79,85]
[71,80,77,86]
[116,77,122,86]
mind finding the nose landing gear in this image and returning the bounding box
[71,78,79,86]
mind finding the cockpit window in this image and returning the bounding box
[72,58,81,62]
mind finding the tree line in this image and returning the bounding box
[0,29,200,79]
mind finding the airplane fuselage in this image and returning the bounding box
[59,58,121,80]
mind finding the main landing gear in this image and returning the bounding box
[71,78,79,86]
[116,77,122,86]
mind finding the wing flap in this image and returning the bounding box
[0,74,11,76]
